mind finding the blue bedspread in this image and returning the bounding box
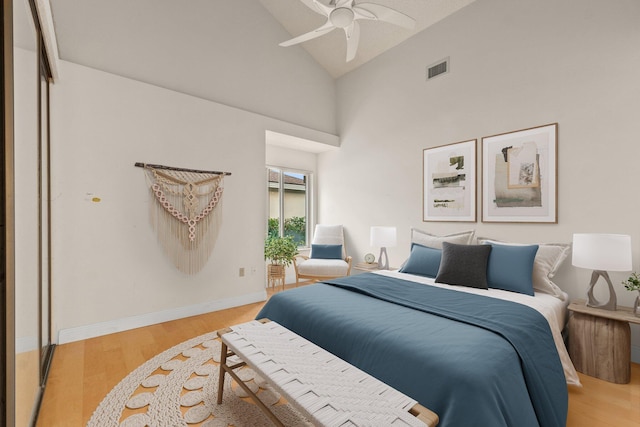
[256,273,567,427]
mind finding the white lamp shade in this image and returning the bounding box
[370,226,397,247]
[572,233,632,271]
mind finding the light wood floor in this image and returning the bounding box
[37,284,640,427]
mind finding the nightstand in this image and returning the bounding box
[567,300,640,383]
[353,262,397,273]
[353,262,382,272]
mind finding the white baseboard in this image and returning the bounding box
[57,290,267,345]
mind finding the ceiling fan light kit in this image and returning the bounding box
[280,0,416,62]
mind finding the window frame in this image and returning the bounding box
[266,166,313,249]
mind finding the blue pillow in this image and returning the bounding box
[484,242,539,295]
[311,244,343,259]
[435,242,491,289]
[399,244,442,278]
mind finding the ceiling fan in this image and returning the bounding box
[280,0,416,62]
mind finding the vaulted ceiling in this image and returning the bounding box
[258,0,476,78]
[50,0,475,80]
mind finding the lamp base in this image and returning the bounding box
[586,270,617,311]
[378,247,389,270]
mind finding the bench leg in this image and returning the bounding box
[410,403,439,427]
[220,361,285,426]
[217,342,228,404]
[216,338,285,427]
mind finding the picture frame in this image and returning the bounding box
[481,123,558,223]
[423,139,477,222]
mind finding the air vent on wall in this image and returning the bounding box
[427,57,449,80]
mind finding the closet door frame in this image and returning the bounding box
[2,0,54,424]
[3,0,17,424]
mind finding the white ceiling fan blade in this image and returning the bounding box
[335,0,353,7]
[354,3,416,29]
[352,5,376,20]
[310,0,333,17]
[298,0,333,17]
[345,21,360,62]
[279,21,335,47]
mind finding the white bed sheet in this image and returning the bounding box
[375,270,581,386]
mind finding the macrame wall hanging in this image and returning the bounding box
[135,163,231,274]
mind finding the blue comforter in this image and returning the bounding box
[256,273,567,427]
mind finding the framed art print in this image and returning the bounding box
[423,139,477,222]
[482,123,558,223]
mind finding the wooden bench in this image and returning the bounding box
[217,319,438,427]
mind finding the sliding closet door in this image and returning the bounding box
[13,0,41,424]
[4,0,53,422]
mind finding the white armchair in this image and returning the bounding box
[294,224,352,285]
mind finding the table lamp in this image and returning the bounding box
[370,226,397,270]
[572,233,632,311]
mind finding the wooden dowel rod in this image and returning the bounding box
[134,162,232,176]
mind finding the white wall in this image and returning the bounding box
[50,0,337,135]
[266,145,317,173]
[50,60,337,342]
[323,0,640,359]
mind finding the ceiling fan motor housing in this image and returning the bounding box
[330,8,355,28]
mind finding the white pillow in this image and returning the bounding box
[477,237,570,300]
[411,228,475,249]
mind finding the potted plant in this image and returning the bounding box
[622,272,640,316]
[264,235,298,286]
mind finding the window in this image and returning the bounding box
[267,167,311,247]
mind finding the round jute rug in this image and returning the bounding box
[87,331,312,427]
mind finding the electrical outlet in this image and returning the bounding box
[239,267,245,277]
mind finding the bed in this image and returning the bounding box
[256,232,579,427]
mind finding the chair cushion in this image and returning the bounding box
[312,224,346,258]
[298,258,349,277]
[311,244,343,259]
